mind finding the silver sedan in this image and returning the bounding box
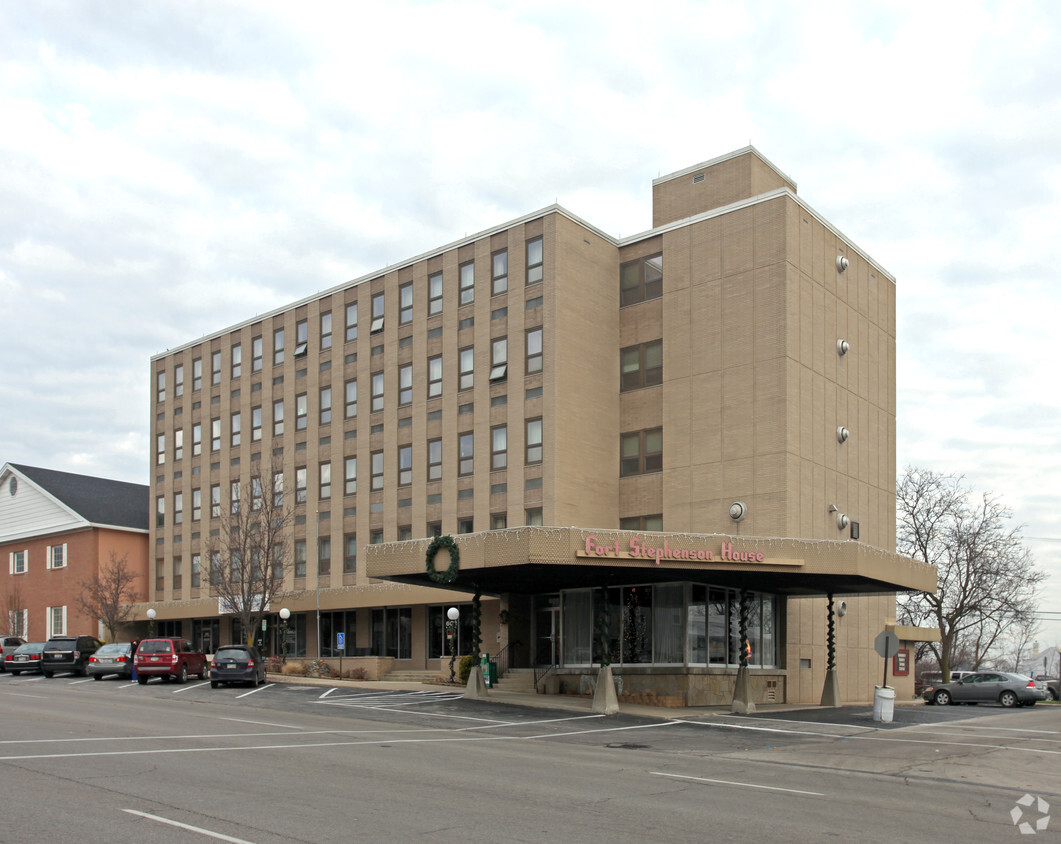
[922,671,1046,708]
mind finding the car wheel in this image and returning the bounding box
[92,674,102,681]
[1000,690,1018,708]
[10,670,19,676]
[137,675,148,685]
[1049,688,1059,702]
[933,690,952,706]
[210,681,219,689]
[177,664,188,684]
[42,671,53,678]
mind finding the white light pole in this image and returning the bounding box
[279,607,291,663]
[447,607,460,683]
[146,608,156,637]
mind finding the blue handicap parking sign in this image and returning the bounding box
[337,632,345,650]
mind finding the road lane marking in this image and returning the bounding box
[218,717,303,730]
[651,771,824,797]
[123,809,255,843]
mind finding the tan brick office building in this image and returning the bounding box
[146,147,933,704]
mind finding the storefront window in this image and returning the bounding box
[372,607,411,659]
[621,586,653,664]
[428,604,475,659]
[562,591,593,665]
[320,611,357,657]
[653,584,684,664]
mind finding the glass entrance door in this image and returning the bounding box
[534,594,560,666]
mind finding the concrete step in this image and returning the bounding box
[493,668,536,692]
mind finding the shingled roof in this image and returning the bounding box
[9,464,149,531]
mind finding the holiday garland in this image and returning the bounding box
[425,534,460,583]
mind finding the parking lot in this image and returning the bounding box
[2,670,1060,842]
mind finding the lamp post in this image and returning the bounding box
[279,608,291,664]
[146,608,156,637]
[446,607,459,683]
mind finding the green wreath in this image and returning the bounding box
[425,534,460,583]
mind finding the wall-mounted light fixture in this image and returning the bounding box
[838,600,848,617]
[729,502,747,522]
[837,512,850,530]
[837,339,850,356]
[837,426,850,443]
[836,255,849,273]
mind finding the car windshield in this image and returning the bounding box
[138,641,174,655]
[96,643,130,655]
[215,648,249,660]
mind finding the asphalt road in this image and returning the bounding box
[1,671,1058,843]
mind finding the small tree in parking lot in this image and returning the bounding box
[76,552,142,641]
[207,461,295,646]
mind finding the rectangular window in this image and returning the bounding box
[49,606,66,637]
[526,237,543,285]
[174,492,183,524]
[459,347,474,391]
[191,554,201,588]
[620,514,663,532]
[399,282,413,325]
[320,387,332,424]
[621,340,663,390]
[47,543,67,569]
[345,302,358,342]
[371,292,385,333]
[526,508,542,526]
[231,481,241,514]
[398,445,412,486]
[231,343,242,378]
[251,407,262,442]
[319,462,331,500]
[212,350,222,385]
[231,411,241,447]
[344,379,357,417]
[252,337,263,372]
[174,429,183,461]
[459,432,474,476]
[371,372,384,412]
[526,328,543,374]
[371,451,384,490]
[156,369,166,402]
[10,550,28,575]
[344,457,357,495]
[399,364,412,406]
[274,327,285,365]
[318,536,331,575]
[490,338,507,380]
[427,356,442,398]
[428,272,443,316]
[192,423,202,457]
[211,418,221,452]
[156,433,165,465]
[294,540,307,578]
[296,467,307,504]
[491,513,507,530]
[491,425,507,470]
[458,518,473,534]
[620,253,663,306]
[459,261,475,305]
[526,418,543,464]
[320,311,332,350]
[273,399,284,436]
[156,496,165,527]
[621,427,663,476]
[294,319,308,358]
[343,534,357,573]
[172,556,182,591]
[193,357,203,391]
[370,529,383,545]
[492,249,508,295]
[210,484,221,518]
[193,489,203,524]
[427,439,442,482]
[174,364,184,397]
[296,393,308,430]
[273,472,284,507]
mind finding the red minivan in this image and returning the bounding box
[133,638,207,684]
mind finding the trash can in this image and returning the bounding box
[873,685,895,723]
[488,661,498,687]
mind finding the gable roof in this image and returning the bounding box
[4,463,149,532]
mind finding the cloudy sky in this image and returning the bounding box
[2,2,1059,649]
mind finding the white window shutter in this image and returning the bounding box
[62,543,68,567]
[7,552,11,575]
[46,546,52,570]
[46,606,52,635]
[61,606,67,635]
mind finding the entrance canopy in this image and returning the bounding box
[366,527,936,598]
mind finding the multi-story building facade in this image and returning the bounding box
[147,148,934,704]
[1,463,149,642]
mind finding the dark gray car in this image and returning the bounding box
[922,671,1046,708]
[210,644,266,688]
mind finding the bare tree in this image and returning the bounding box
[207,461,295,646]
[897,468,1045,682]
[76,551,143,641]
[1004,613,1043,674]
[4,579,26,637]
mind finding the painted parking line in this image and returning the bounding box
[171,681,211,694]
[123,809,255,843]
[235,684,273,699]
[651,770,824,797]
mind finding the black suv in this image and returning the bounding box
[41,635,104,677]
